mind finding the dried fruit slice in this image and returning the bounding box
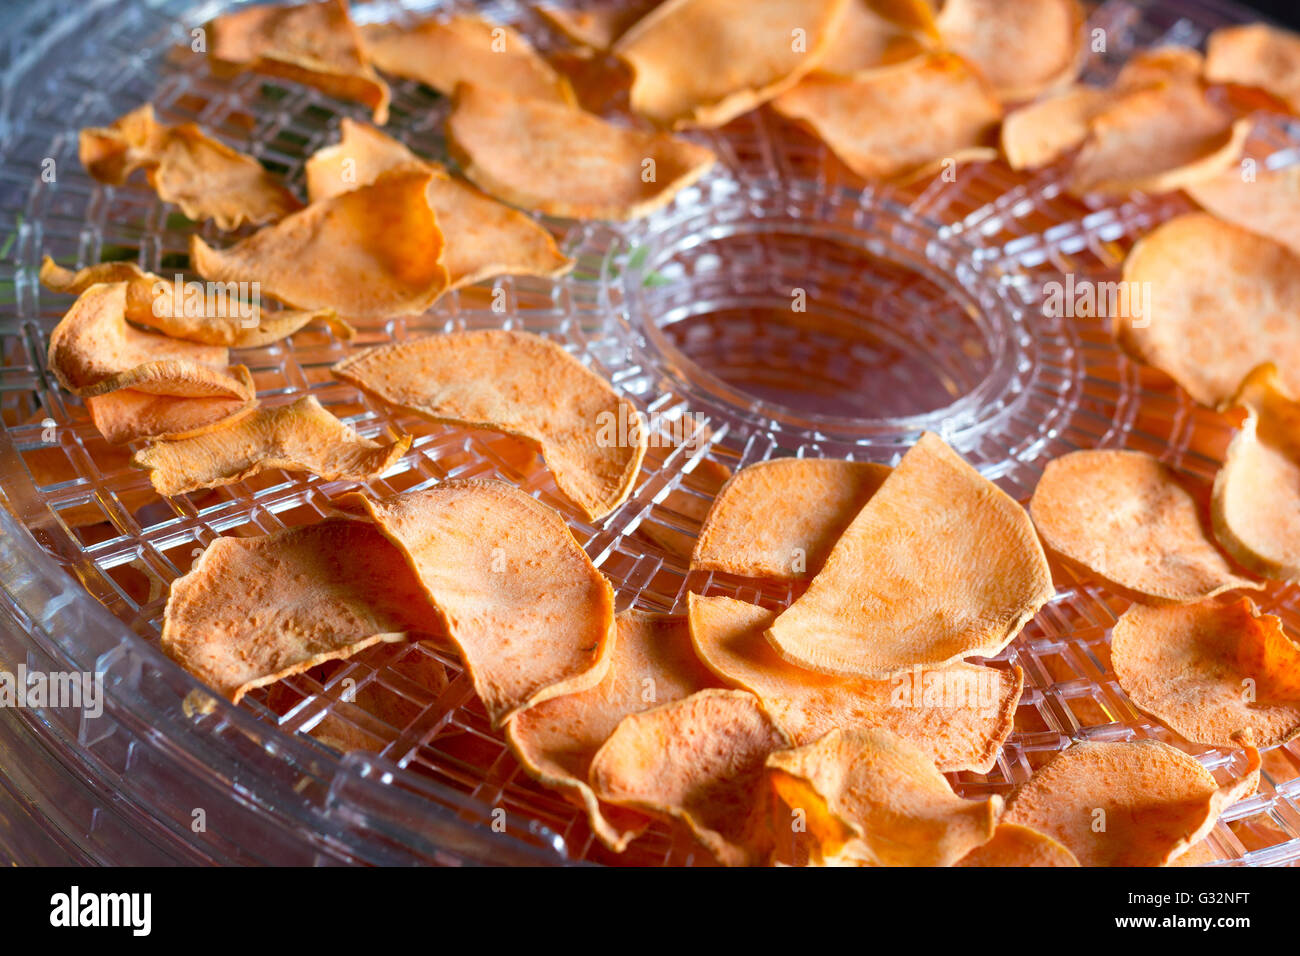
[39,257,348,347]
[361,14,575,105]
[79,104,301,229]
[336,482,615,726]
[814,0,936,76]
[1000,85,1111,170]
[767,728,1002,866]
[86,369,259,445]
[767,432,1052,679]
[1186,164,1300,258]
[1205,23,1300,113]
[955,823,1080,867]
[771,52,1002,181]
[132,395,410,495]
[612,0,848,129]
[47,282,253,404]
[1119,213,1300,408]
[192,166,449,318]
[935,0,1085,102]
[446,82,716,220]
[303,119,572,288]
[688,593,1022,773]
[1213,365,1300,580]
[588,688,790,866]
[1029,449,1259,604]
[209,0,390,123]
[162,518,436,702]
[1112,598,1300,749]
[692,458,891,580]
[333,330,646,520]
[1003,738,1261,866]
[506,610,724,851]
[1067,80,1251,196]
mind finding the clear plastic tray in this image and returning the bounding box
[0,0,1297,865]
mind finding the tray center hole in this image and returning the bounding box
[630,226,1001,422]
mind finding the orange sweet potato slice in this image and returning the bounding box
[813,0,936,77]
[688,593,1022,773]
[955,822,1080,866]
[1119,213,1300,408]
[1213,364,1300,580]
[446,82,716,220]
[79,104,301,230]
[535,1,659,50]
[612,0,849,129]
[40,257,348,347]
[1029,449,1260,604]
[766,432,1053,679]
[1112,597,1300,749]
[86,371,258,445]
[1187,164,1300,259]
[132,395,411,495]
[1003,738,1261,866]
[333,329,646,520]
[303,119,572,288]
[335,481,615,726]
[162,518,436,702]
[935,0,1085,103]
[209,0,390,124]
[588,688,791,866]
[771,52,1002,181]
[506,610,724,851]
[1067,80,1251,196]
[767,727,1002,866]
[1000,85,1111,170]
[361,14,575,105]
[1205,23,1300,113]
[191,166,449,318]
[691,458,891,580]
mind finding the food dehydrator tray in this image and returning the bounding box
[1,0,1298,866]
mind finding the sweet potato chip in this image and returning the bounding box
[361,14,574,105]
[1115,45,1206,91]
[612,0,848,129]
[209,0,390,124]
[1112,598,1300,749]
[336,482,615,726]
[955,822,1080,867]
[1029,449,1259,604]
[304,119,572,288]
[86,369,259,445]
[688,593,1022,773]
[771,52,1002,181]
[1003,738,1261,866]
[1000,85,1111,170]
[192,166,449,318]
[692,458,890,580]
[1119,212,1300,408]
[162,518,435,702]
[446,82,716,220]
[506,610,723,851]
[79,104,301,230]
[1213,364,1300,580]
[1206,23,1300,113]
[588,688,790,866]
[1186,164,1300,258]
[40,257,347,347]
[766,432,1052,679]
[132,395,410,495]
[536,2,658,50]
[935,0,1084,102]
[333,330,646,520]
[810,0,936,77]
[1067,80,1251,196]
[767,728,1002,866]
[47,282,254,405]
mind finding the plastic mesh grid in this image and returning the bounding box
[1,0,1299,865]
